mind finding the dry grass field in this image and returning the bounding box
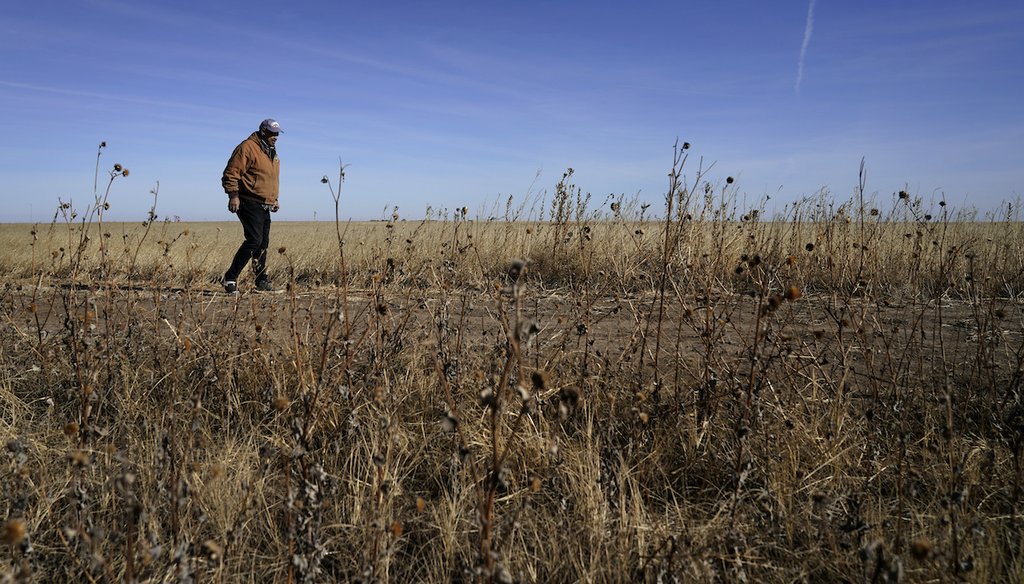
[2,164,1024,582]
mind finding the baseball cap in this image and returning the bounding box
[259,118,283,134]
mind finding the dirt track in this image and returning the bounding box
[6,282,1020,404]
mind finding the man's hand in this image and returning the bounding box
[272,203,280,213]
[228,194,240,213]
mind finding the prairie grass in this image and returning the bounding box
[1,154,1023,582]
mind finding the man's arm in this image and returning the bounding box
[222,142,250,214]
[222,143,250,196]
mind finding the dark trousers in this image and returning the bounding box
[225,198,271,283]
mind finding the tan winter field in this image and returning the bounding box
[2,164,1024,582]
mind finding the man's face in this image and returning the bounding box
[265,133,279,147]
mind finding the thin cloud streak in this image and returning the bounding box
[796,0,816,94]
[0,81,242,118]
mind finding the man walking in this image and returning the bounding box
[221,118,282,293]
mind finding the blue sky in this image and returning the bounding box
[1,0,1022,222]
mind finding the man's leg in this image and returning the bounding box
[252,209,272,285]
[224,199,267,282]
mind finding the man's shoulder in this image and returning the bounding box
[231,135,261,154]
[240,133,262,147]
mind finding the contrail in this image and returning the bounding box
[796,0,816,94]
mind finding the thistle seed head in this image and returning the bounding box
[440,411,459,432]
[506,260,526,283]
[480,388,498,410]
[559,386,580,408]
[910,539,932,560]
[531,370,547,391]
[1,519,26,546]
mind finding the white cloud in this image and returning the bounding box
[796,0,816,94]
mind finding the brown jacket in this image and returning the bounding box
[222,132,280,205]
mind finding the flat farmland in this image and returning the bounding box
[2,202,1024,581]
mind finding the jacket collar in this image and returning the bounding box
[250,131,277,161]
